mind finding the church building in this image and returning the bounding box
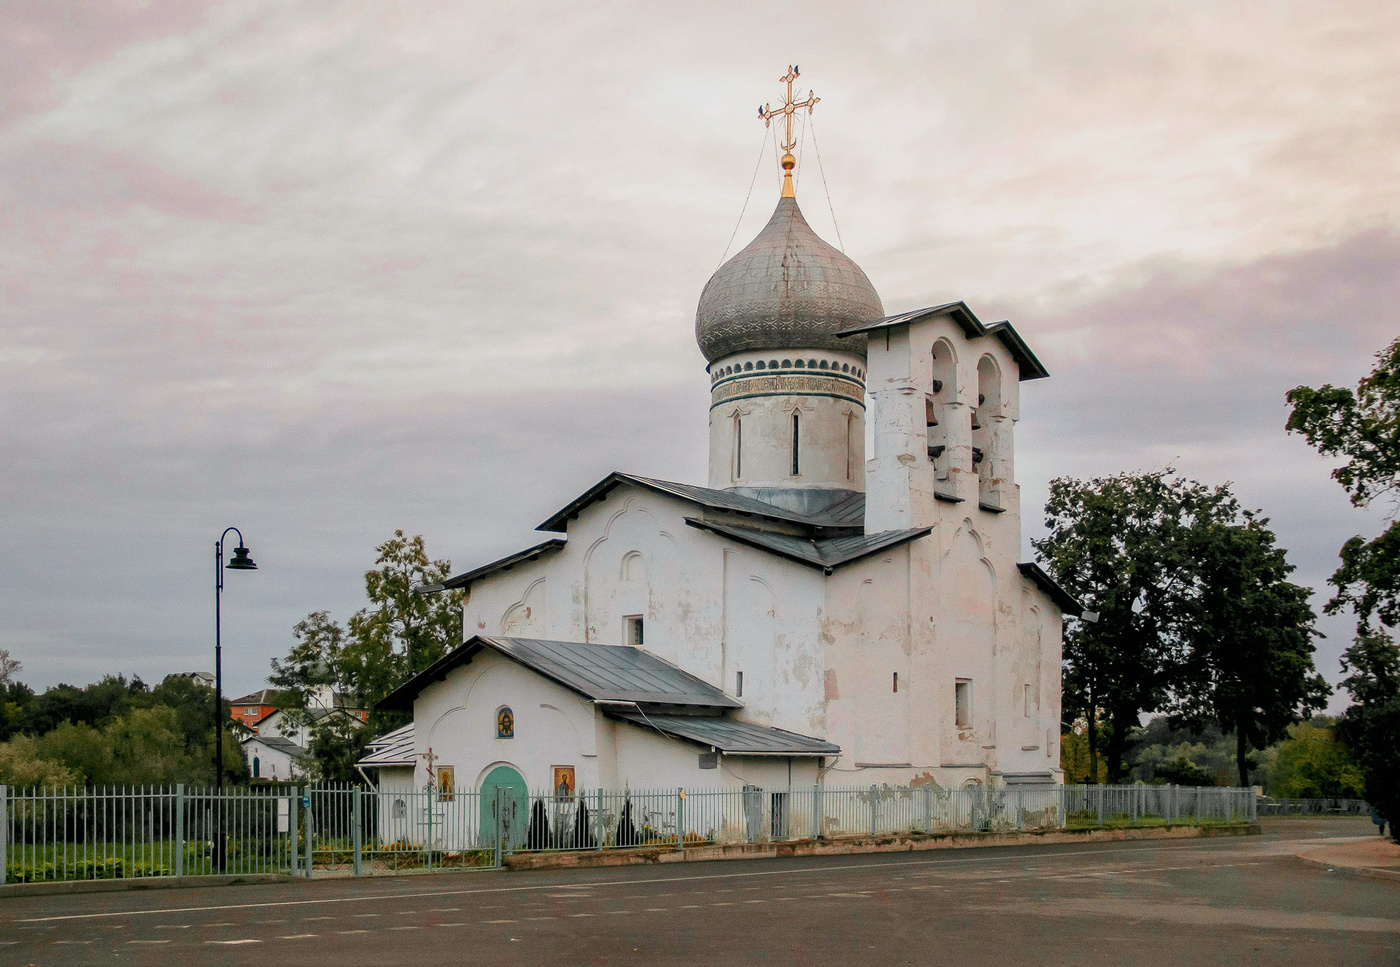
[363,71,1080,806]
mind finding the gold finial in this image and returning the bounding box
[758,65,819,198]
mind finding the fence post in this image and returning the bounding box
[0,785,7,886]
[303,787,313,879]
[1096,786,1104,827]
[676,788,685,851]
[352,788,363,877]
[869,785,878,838]
[173,784,185,878]
[289,791,298,877]
[923,784,932,834]
[1016,787,1024,831]
[813,784,821,842]
[1132,786,1138,825]
[596,788,604,851]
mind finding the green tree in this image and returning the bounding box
[0,736,79,787]
[1337,631,1400,839]
[1034,471,1232,781]
[272,533,461,720]
[1286,337,1400,629]
[1175,515,1329,787]
[1267,718,1364,799]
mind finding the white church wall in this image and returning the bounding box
[412,650,602,794]
[458,485,830,740]
[820,546,916,775]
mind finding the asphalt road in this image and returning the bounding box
[1,818,1394,966]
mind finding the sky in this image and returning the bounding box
[3,1,1397,712]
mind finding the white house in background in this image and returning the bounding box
[359,117,1079,809]
[243,733,309,782]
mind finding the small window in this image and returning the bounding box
[955,680,972,729]
[624,615,644,646]
[734,415,743,479]
[1023,684,1032,717]
[496,706,515,739]
[736,670,744,698]
[892,672,898,693]
[252,756,260,779]
[791,412,801,476]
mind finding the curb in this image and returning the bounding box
[0,873,297,899]
[1293,851,1400,883]
[503,822,1260,872]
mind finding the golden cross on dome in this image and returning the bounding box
[758,65,819,197]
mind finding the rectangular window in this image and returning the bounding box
[734,416,742,479]
[892,672,898,693]
[736,670,744,697]
[791,412,801,476]
[1023,683,1032,717]
[624,615,644,646]
[955,679,972,729]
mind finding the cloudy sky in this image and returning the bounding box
[4,1,1396,710]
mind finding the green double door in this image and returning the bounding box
[479,765,529,849]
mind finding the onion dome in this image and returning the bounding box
[695,189,883,363]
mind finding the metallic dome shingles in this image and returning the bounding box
[695,196,882,363]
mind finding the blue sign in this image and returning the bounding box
[301,794,310,809]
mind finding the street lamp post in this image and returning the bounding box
[215,528,258,791]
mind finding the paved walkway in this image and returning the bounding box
[1299,834,1400,880]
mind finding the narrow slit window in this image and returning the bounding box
[1023,683,1032,717]
[955,679,972,729]
[892,672,898,693]
[791,412,800,476]
[736,670,744,697]
[845,412,853,480]
[734,415,742,479]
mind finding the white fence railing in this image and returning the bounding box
[0,782,1256,883]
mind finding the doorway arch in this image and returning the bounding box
[479,764,528,850]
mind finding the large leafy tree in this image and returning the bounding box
[1286,337,1400,628]
[270,531,463,778]
[1288,339,1400,833]
[1034,471,1232,781]
[1337,632,1400,840]
[1174,515,1328,787]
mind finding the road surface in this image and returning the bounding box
[1,817,1394,966]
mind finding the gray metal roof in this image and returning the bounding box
[695,195,883,363]
[685,518,931,573]
[358,723,416,768]
[612,711,839,757]
[536,472,864,535]
[379,636,742,712]
[441,538,566,590]
[837,302,1049,381]
[242,734,310,759]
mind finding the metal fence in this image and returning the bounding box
[0,782,1256,884]
[1255,797,1370,816]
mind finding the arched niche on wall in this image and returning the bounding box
[973,355,1002,504]
[927,339,958,485]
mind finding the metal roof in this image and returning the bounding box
[685,518,931,573]
[611,711,839,757]
[695,195,882,362]
[1017,562,1084,616]
[536,472,864,535]
[242,734,310,759]
[358,723,416,768]
[379,636,742,712]
[836,302,1049,381]
[441,538,566,590]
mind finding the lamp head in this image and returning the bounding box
[226,543,258,571]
